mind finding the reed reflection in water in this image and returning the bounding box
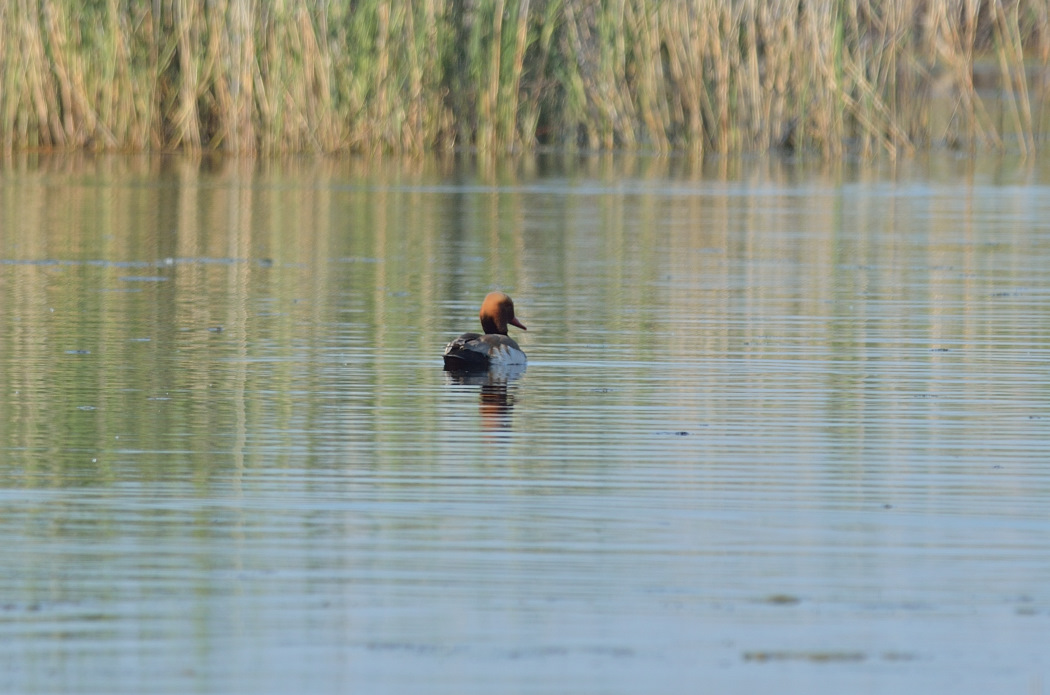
[0,153,1048,694]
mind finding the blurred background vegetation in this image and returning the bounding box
[0,0,1047,157]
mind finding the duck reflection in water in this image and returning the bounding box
[444,363,526,430]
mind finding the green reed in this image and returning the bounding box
[0,0,1045,156]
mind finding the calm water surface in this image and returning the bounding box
[1,153,1048,693]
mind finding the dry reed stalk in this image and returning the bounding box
[756,0,800,150]
[413,0,457,151]
[707,1,733,153]
[478,0,504,153]
[559,2,595,148]
[302,6,339,151]
[518,0,559,148]
[801,0,844,156]
[500,0,530,150]
[367,1,394,152]
[460,0,535,153]
[16,2,59,148]
[252,8,276,148]
[659,4,704,156]
[626,1,670,152]
[225,0,258,152]
[556,1,592,147]
[255,0,340,153]
[100,0,133,147]
[41,2,76,144]
[608,1,638,149]
[0,1,15,151]
[401,2,425,152]
[301,2,341,151]
[738,0,763,149]
[991,0,1033,155]
[568,0,641,149]
[1032,0,1050,142]
[928,0,992,148]
[172,0,202,149]
[0,0,1046,155]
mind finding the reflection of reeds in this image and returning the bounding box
[0,0,1045,155]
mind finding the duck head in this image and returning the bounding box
[479,291,527,335]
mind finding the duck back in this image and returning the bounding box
[443,332,525,370]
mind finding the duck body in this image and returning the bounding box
[443,292,527,371]
[443,332,526,369]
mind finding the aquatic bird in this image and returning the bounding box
[443,292,527,370]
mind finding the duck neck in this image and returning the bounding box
[480,316,504,335]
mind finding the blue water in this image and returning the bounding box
[0,153,1048,693]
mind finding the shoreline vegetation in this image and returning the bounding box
[0,0,1047,158]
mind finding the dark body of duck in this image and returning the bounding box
[443,292,527,371]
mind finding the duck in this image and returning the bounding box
[443,292,527,370]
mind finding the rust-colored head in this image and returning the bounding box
[479,291,527,335]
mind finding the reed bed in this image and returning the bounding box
[0,0,1046,156]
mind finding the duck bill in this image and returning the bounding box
[510,317,527,331]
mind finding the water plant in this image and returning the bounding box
[0,0,1045,156]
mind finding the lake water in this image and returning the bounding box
[0,152,1048,693]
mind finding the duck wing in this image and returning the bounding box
[443,332,489,370]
